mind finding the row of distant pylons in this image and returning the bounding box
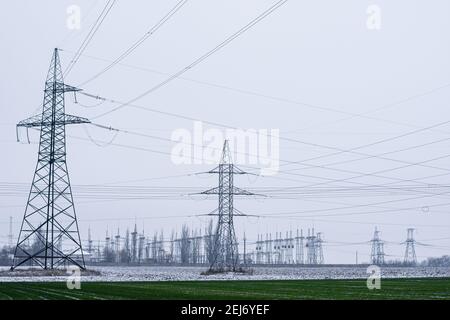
[371,227,417,265]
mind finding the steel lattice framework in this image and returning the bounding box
[403,228,417,265]
[12,49,89,270]
[200,140,255,272]
[370,227,385,265]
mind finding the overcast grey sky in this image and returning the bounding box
[1,0,450,263]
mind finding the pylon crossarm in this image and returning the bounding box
[232,187,257,196]
[42,81,81,93]
[197,208,219,216]
[199,186,256,196]
[199,187,220,195]
[17,114,91,128]
[207,166,249,175]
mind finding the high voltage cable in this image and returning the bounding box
[272,152,450,194]
[79,90,450,183]
[60,49,450,133]
[21,126,450,219]
[35,122,450,195]
[63,0,117,77]
[22,125,450,202]
[282,136,450,175]
[78,0,189,87]
[86,121,450,191]
[256,196,450,219]
[279,118,450,169]
[82,94,450,182]
[58,0,101,47]
[90,0,290,120]
[299,83,450,134]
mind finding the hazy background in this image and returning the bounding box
[1,0,449,263]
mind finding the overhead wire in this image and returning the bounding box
[78,0,189,87]
[90,0,290,120]
[63,0,117,78]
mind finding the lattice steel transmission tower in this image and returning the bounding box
[316,232,324,265]
[403,228,417,265]
[370,227,385,265]
[12,49,89,270]
[200,140,256,272]
[295,229,304,264]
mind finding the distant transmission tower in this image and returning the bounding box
[370,227,385,265]
[316,232,324,265]
[200,140,256,272]
[295,229,304,264]
[403,228,417,265]
[131,224,138,263]
[87,227,93,254]
[306,228,317,264]
[12,49,89,270]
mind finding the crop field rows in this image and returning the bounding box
[0,279,449,300]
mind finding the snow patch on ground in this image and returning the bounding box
[0,266,449,282]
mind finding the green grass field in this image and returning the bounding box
[0,278,449,300]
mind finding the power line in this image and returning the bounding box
[79,90,450,183]
[279,118,450,169]
[31,121,450,195]
[59,49,450,132]
[22,124,450,206]
[58,0,102,47]
[90,0,290,120]
[298,83,450,134]
[87,121,450,190]
[78,0,189,87]
[64,0,117,77]
[283,135,450,174]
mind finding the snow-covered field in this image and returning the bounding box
[1,265,450,282]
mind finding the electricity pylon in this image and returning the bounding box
[403,228,417,265]
[12,48,89,270]
[200,140,256,272]
[316,232,324,265]
[370,227,385,265]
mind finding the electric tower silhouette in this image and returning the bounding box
[403,228,417,265]
[370,227,385,265]
[12,49,89,270]
[200,140,255,272]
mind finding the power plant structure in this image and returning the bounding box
[78,225,326,266]
[255,229,323,265]
[12,49,89,270]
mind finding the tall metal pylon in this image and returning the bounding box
[295,229,304,264]
[403,228,417,265]
[370,227,385,265]
[200,140,256,272]
[306,228,317,264]
[12,49,89,270]
[316,232,324,265]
